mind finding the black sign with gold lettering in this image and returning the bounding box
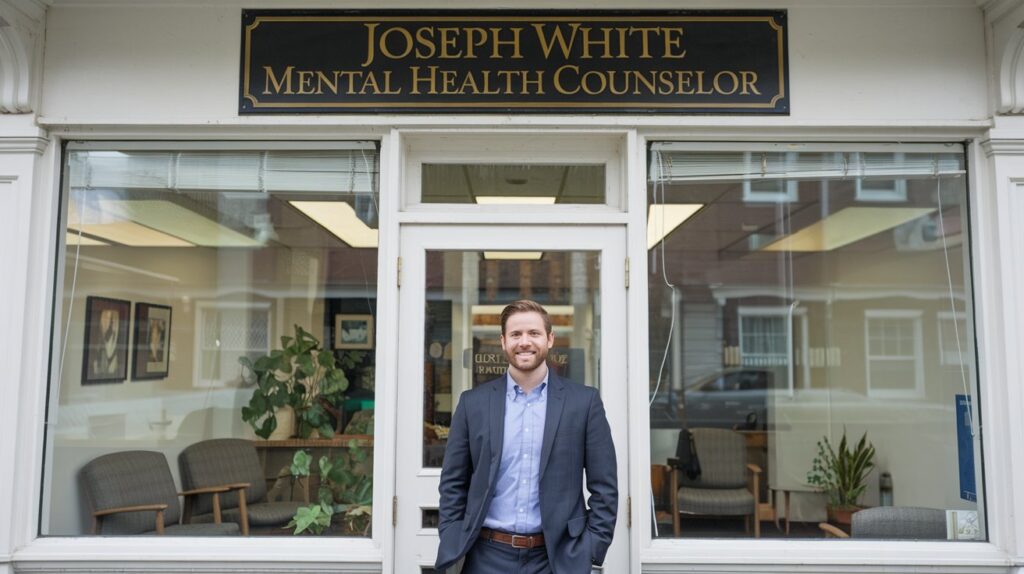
[240,10,788,114]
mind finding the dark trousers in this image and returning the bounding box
[462,537,552,574]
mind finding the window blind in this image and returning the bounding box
[68,145,379,194]
[649,144,965,183]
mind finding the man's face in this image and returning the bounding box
[500,311,554,373]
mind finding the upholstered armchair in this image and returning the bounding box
[80,450,239,535]
[178,438,304,535]
[669,427,763,537]
[819,506,947,539]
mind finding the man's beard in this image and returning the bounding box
[505,346,548,372]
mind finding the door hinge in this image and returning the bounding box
[392,495,398,527]
[397,257,402,288]
[625,257,630,288]
[627,496,632,528]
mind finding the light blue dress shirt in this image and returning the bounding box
[481,372,548,534]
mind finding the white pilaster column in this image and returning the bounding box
[0,2,49,573]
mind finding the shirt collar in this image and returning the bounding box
[506,371,548,399]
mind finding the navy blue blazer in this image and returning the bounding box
[435,373,618,574]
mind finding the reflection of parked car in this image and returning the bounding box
[650,368,776,429]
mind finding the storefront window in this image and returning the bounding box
[44,144,379,537]
[647,144,984,541]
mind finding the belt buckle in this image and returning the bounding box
[510,534,530,548]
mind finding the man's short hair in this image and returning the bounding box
[500,300,552,335]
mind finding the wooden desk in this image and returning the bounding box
[251,435,375,503]
[251,435,374,449]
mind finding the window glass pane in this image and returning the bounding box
[422,251,601,468]
[421,164,604,204]
[648,145,984,541]
[45,145,379,537]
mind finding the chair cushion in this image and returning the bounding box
[162,522,240,536]
[228,501,305,527]
[678,486,754,516]
[852,506,947,539]
[192,500,304,528]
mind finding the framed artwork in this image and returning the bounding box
[133,302,172,380]
[82,296,131,384]
[335,314,374,350]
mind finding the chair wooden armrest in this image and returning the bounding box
[179,485,231,496]
[92,503,168,535]
[819,522,850,538]
[211,482,251,536]
[746,463,763,475]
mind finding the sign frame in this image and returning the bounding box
[240,9,789,115]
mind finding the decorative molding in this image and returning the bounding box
[0,135,47,154]
[999,28,1024,114]
[0,0,45,114]
[981,137,1024,156]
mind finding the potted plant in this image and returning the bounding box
[240,325,350,439]
[806,430,876,525]
[286,445,373,535]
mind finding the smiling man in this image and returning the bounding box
[436,300,618,574]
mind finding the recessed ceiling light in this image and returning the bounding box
[476,196,557,205]
[647,204,703,249]
[101,199,262,247]
[65,232,110,247]
[70,221,194,247]
[289,200,378,248]
[762,207,936,252]
[483,251,544,260]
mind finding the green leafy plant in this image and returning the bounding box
[806,430,876,510]
[286,442,373,535]
[239,325,350,439]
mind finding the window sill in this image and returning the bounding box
[14,536,383,573]
[644,539,1011,571]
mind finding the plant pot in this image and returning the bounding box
[268,406,296,440]
[827,505,862,526]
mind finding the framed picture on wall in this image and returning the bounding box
[132,302,172,380]
[82,296,131,384]
[335,314,374,350]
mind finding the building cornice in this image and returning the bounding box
[0,135,48,154]
[980,137,1024,156]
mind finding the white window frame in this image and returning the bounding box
[8,130,1006,574]
[864,309,925,398]
[636,139,998,574]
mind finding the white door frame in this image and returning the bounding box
[394,223,629,573]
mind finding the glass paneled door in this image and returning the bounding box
[395,225,628,573]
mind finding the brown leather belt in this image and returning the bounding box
[479,527,545,549]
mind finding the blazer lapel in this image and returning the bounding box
[539,374,566,481]
[488,379,505,484]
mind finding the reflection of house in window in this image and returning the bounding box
[938,311,970,366]
[855,152,908,202]
[865,309,924,397]
[742,152,799,203]
[737,306,808,391]
[194,301,271,388]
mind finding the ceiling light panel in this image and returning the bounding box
[290,201,378,248]
[647,204,703,249]
[762,207,936,252]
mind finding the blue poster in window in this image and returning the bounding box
[955,394,977,502]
